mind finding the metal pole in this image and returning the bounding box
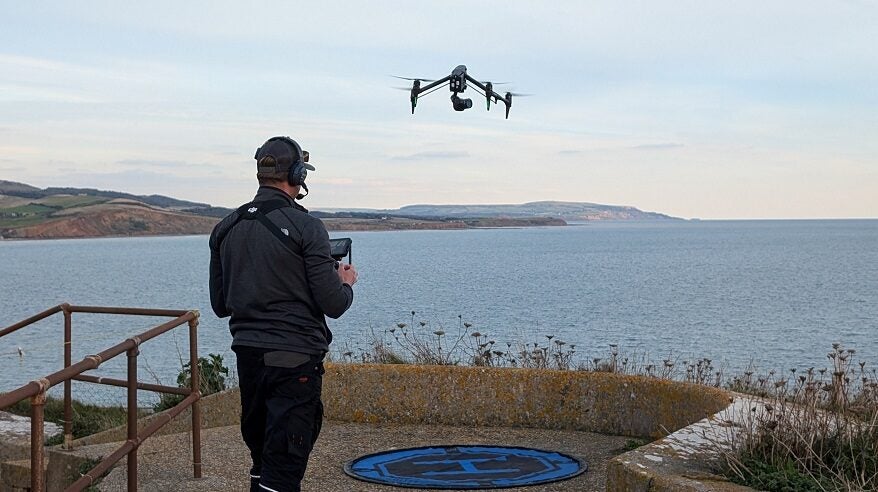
[127,347,138,492]
[73,374,191,395]
[30,386,48,492]
[63,306,73,449]
[0,304,63,338]
[68,305,191,317]
[188,314,203,479]
[66,392,200,492]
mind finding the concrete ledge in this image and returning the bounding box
[607,396,757,491]
[323,363,731,437]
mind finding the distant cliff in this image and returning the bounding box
[0,181,223,239]
[386,201,679,221]
[1,180,675,239]
[0,199,219,239]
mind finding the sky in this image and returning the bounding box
[0,1,876,219]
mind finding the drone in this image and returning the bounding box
[394,65,528,119]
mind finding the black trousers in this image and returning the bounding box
[234,346,324,492]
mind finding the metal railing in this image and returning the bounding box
[0,304,203,491]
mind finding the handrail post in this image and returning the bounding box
[63,305,73,449]
[127,346,139,492]
[30,384,48,492]
[188,314,203,479]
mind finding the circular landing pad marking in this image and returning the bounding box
[344,445,586,489]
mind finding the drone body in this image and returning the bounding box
[396,65,523,119]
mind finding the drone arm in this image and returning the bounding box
[415,75,451,94]
[409,76,452,114]
[465,74,508,113]
[464,74,489,92]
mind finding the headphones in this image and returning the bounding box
[255,136,309,187]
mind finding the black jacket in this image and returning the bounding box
[209,186,353,355]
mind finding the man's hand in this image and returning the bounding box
[337,263,358,286]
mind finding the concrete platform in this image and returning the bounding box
[93,421,631,492]
[14,364,733,491]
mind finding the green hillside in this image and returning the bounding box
[0,196,110,228]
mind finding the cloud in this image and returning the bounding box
[629,143,685,151]
[116,159,187,168]
[557,149,582,155]
[312,177,355,186]
[391,151,471,161]
[114,159,221,171]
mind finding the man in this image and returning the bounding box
[209,136,357,492]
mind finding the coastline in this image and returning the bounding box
[0,216,567,240]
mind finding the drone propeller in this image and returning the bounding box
[392,75,434,82]
[393,87,413,91]
[507,92,533,97]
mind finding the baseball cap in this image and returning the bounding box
[255,136,316,177]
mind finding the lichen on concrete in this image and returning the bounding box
[322,363,730,438]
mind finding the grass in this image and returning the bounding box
[718,344,878,491]
[0,203,59,228]
[1,203,58,214]
[338,312,583,369]
[338,313,696,378]
[618,438,650,454]
[0,195,107,229]
[36,195,106,208]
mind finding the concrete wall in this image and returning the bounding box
[324,363,730,438]
[76,363,730,447]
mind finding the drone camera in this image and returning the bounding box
[451,94,473,111]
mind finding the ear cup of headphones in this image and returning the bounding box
[288,161,307,187]
[280,137,306,186]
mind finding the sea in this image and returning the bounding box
[1,220,876,405]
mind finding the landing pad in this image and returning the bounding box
[344,445,586,489]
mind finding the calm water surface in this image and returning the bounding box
[1,220,876,403]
